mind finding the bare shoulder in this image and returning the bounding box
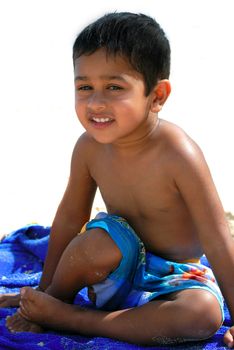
[158,119,205,170]
[158,119,216,203]
[72,132,98,160]
[160,119,225,220]
[71,132,102,172]
[159,119,227,231]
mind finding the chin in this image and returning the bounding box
[87,133,114,145]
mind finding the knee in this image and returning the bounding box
[184,291,222,340]
[78,228,122,273]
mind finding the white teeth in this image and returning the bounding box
[92,117,112,123]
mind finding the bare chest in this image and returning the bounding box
[89,150,178,218]
[88,147,200,259]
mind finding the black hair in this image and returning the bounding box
[73,12,170,96]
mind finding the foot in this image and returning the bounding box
[17,287,83,332]
[6,312,43,333]
[0,293,20,307]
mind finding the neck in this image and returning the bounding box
[110,116,160,156]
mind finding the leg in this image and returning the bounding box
[45,227,122,301]
[9,287,222,345]
[6,227,122,332]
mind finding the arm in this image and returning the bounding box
[172,136,234,346]
[39,134,97,291]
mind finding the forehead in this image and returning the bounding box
[74,48,141,81]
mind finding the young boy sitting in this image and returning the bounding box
[2,12,234,347]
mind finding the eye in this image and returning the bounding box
[76,85,92,91]
[108,85,123,91]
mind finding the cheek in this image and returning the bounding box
[116,98,148,117]
[75,97,85,116]
[74,105,85,125]
[74,101,79,116]
[114,96,138,109]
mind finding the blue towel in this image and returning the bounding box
[0,224,231,349]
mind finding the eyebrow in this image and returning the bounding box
[74,75,127,82]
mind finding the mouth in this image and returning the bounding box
[92,117,113,123]
[89,115,115,128]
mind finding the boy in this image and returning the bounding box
[2,12,234,347]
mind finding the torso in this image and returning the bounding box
[85,119,204,262]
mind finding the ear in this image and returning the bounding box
[150,80,171,113]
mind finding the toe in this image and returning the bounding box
[6,312,42,333]
[19,287,38,320]
[6,313,22,332]
[18,300,31,320]
[20,287,34,300]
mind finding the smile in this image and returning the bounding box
[92,117,113,123]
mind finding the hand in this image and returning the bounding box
[0,293,20,308]
[224,326,234,348]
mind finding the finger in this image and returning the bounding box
[3,295,20,307]
[0,298,13,308]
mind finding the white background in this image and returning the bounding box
[0,0,233,232]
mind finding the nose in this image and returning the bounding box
[87,91,106,111]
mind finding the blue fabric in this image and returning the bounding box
[86,213,141,309]
[86,214,224,317]
[0,224,232,349]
